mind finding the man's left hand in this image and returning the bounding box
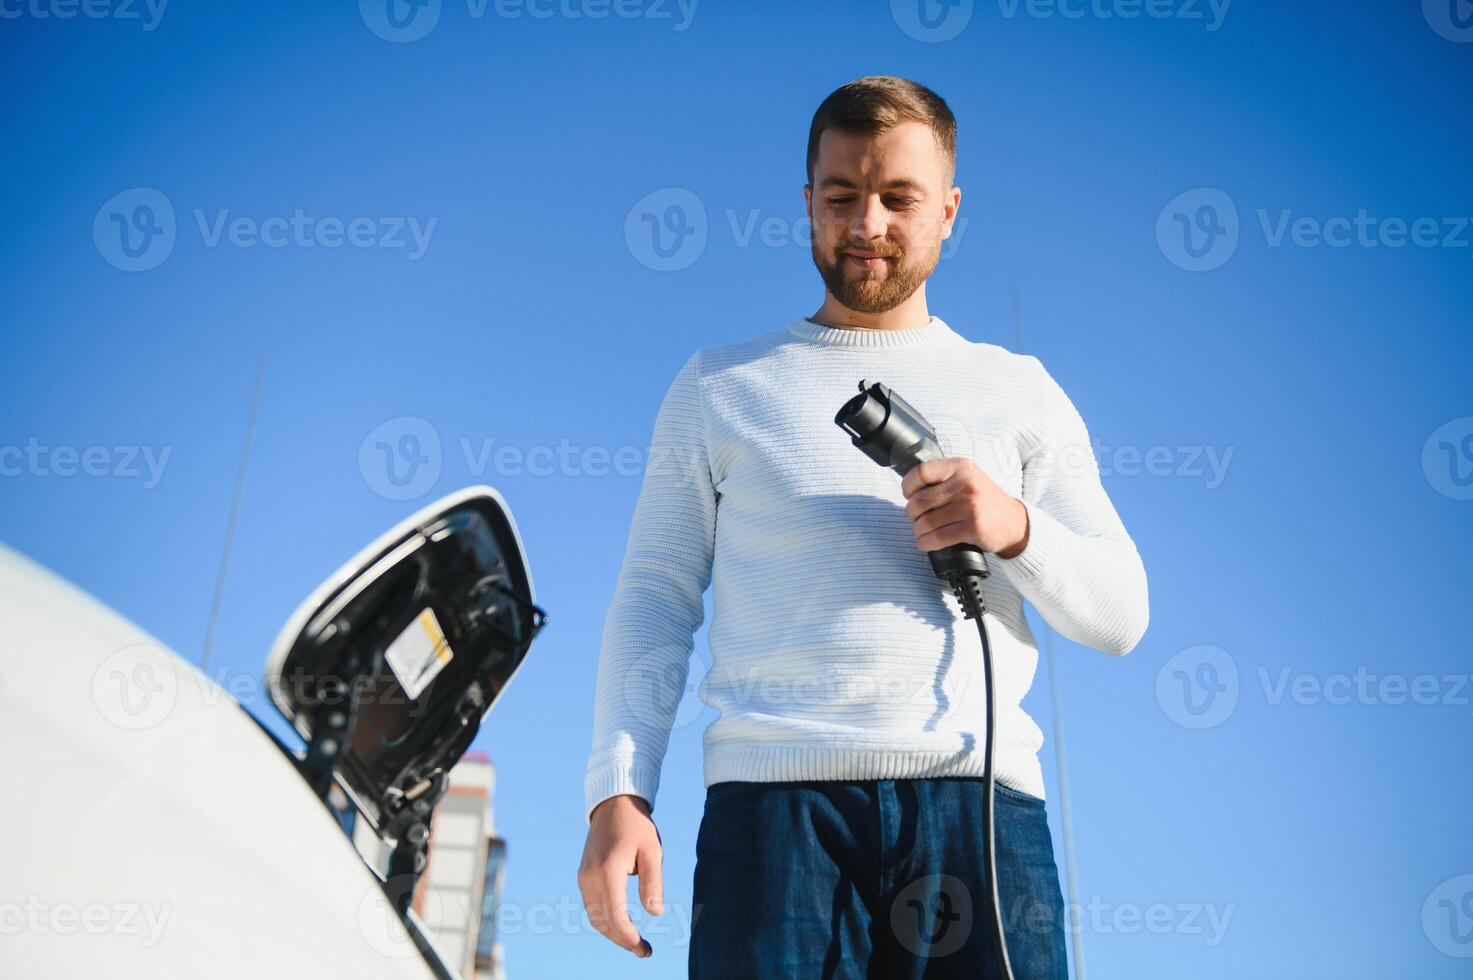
[901,457,1030,559]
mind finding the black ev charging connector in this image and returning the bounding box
[835,379,1016,980]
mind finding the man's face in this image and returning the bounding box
[805,120,959,315]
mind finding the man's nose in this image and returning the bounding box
[849,194,890,243]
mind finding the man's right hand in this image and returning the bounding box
[577,794,662,958]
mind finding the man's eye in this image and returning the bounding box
[825,196,916,207]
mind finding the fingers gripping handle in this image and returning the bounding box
[834,379,992,586]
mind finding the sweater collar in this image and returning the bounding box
[785,314,958,349]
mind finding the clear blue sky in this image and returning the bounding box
[3,1,1471,976]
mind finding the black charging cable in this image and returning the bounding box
[836,379,1017,980]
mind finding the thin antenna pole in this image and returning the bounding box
[201,361,265,674]
[1011,286,1085,980]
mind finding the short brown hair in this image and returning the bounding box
[806,75,957,188]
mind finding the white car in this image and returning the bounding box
[0,487,544,978]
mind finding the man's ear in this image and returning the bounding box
[941,184,961,240]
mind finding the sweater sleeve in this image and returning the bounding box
[583,351,717,823]
[990,356,1149,656]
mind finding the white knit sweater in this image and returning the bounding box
[584,315,1148,822]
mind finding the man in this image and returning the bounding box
[577,75,1148,978]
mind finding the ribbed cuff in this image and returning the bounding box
[991,499,1061,591]
[584,762,662,825]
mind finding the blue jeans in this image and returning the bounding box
[688,777,1069,979]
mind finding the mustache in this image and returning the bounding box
[838,244,901,258]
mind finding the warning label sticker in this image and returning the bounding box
[385,608,454,701]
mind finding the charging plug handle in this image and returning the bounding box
[835,379,992,585]
[834,378,1016,980]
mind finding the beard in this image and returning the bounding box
[810,234,942,315]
